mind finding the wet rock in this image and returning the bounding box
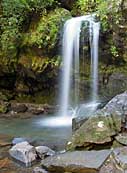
[35,146,55,159]
[9,141,37,167]
[26,103,58,115]
[41,150,111,173]
[27,103,45,115]
[99,156,123,173]
[113,147,127,170]
[103,91,127,115]
[67,113,121,150]
[33,167,48,173]
[73,91,127,132]
[12,138,27,145]
[10,103,28,113]
[115,134,127,146]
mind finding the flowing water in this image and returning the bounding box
[59,15,100,117]
[0,115,71,149]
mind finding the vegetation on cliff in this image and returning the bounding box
[0,0,127,102]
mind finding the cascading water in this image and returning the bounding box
[59,15,100,117]
[90,22,100,102]
[40,15,100,127]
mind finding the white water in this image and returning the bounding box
[90,22,100,102]
[40,15,100,128]
[59,15,100,117]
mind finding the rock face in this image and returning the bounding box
[41,150,111,173]
[9,142,37,167]
[99,73,127,101]
[35,146,55,159]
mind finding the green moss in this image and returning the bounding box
[67,113,121,150]
[0,0,58,62]
[22,8,71,53]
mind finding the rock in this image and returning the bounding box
[115,134,127,145]
[41,150,111,173]
[103,91,127,115]
[9,141,37,167]
[12,137,30,145]
[67,112,121,150]
[0,158,14,170]
[99,156,123,173]
[10,103,28,113]
[27,104,45,115]
[73,91,127,132]
[100,73,127,101]
[113,147,127,170]
[35,146,55,159]
[33,167,48,173]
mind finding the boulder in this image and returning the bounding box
[33,167,48,173]
[99,156,123,173]
[41,150,111,173]
[10,103,28,113]
[73,91,127,132]
[35,146,55,159]
[103,91,127,115]
[115,134,127,146]
[113,147,127,170]
[12,138,27,145]
[67,113,121,150]
[27,103,45,115]
[9,141,37,167]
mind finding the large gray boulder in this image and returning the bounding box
[103,91,127,115]
[41,150,111,173]
[73,91,127,132]
[35,146,55,159]
[9,141,37,167]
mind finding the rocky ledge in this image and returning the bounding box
[3,138,127,173]
[0,102,59,118]
[69,91,127,151]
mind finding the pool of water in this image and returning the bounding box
[0,115,72,149]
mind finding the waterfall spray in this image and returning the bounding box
[59,15,100,117]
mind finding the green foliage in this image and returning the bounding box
[0,0,57,62]
[72,0,122,31]
[22,8,71,53]
[110,45,119,58]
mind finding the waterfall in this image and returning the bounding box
[90,22,100,102]
[59,15,100,117]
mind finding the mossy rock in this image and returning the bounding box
[67,113,121,150]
